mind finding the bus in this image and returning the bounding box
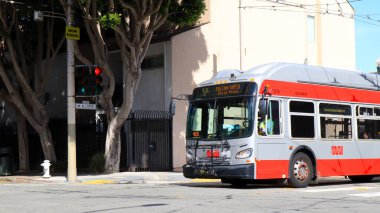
[183,62,380,187]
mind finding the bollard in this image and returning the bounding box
[41,160,51,178]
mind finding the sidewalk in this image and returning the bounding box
[0,171,202,185]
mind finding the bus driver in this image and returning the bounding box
[258,115,274,136]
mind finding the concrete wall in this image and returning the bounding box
[319,0,356,70]
[45,54,67,119]
[171,0,244,169]
[240,0,355,70]
[133,43,166,111]
[170,0,356,169]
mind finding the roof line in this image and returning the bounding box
[346,0,355,13]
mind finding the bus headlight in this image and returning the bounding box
[186,149,195,164]
[235,148,253,159]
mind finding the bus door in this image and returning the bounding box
[256,99,287,179]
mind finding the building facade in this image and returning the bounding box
[170,0,355,169]
[34,0,355,170]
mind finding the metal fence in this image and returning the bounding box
[124,110,173,171]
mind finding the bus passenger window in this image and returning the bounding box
[357,106,380,141]
[290,101,315,138]
[357,119,380,140]
[320,117,352,139]
[320,103,352,140]
[258,100,281,136]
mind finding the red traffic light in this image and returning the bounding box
[95,67,103,76]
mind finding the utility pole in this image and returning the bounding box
[66,0,77,182]
[34,0,77,182]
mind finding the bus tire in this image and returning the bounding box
[348,175,374,183]
[221,178,231,184]
[288,152,314,188]
[229,179,247,187]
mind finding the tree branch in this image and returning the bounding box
[119,0,139,21]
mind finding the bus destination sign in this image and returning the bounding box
[192,82,255,100]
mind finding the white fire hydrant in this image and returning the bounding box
[41,160,51,178]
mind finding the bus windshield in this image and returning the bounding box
[186,96,254,140]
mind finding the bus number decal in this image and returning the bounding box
[331,146,344,156]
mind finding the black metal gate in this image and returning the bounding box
[125,110,173,171]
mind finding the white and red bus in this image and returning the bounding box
[183,63,380,187]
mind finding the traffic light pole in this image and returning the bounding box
[66,0,77,182]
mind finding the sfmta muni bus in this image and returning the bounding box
[183,62,380,187]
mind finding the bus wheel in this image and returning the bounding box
[229,179,247,187]
[288,152,314,188]
[348,175,374,183]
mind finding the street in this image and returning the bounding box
[1,177,380,213]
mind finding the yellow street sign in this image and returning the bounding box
[66,26,80,40]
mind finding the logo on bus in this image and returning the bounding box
[331,146,344,156]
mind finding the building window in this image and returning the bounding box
[289,101,315,138]
[307,15,315,43]
[357,106,380,140]
[320,103,352,140]
[141,54,164,70]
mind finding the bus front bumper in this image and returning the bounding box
[182,164,255,179]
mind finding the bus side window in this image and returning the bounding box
[357,106,380,141]
[258,100,281,136]
[290,101,315,138]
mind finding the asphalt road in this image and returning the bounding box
[1,177,380,213]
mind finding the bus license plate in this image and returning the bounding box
[206,149,220,158]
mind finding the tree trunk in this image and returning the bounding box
[104,68,137,173]
[16,112,29,173]
[104,119,121,173]
[38,128,56,163]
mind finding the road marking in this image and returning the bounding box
[349,192,380,197]
[0,178,11,184]
[81,180,116,184]
[302,187,373,193]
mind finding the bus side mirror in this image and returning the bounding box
[258,99,268,116]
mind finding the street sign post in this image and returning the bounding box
[75,103,96,110]
[66,26,80,40]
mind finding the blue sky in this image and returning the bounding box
[350,0,380,72]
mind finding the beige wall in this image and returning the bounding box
[170,0,356,169]
[320,0,356,70]
[171,0,241,169]
[240,0,355,70]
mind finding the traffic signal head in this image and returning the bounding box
[75,66,104,96]
[75,67,90,95]
[95,67,103,76]
[94,67,103,95]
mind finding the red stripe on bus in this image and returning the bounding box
[317,159,380,176]
[260,80,380,104]
[255,158,380,179]
[256,160,289,179]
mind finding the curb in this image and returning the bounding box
[0,172,196,185]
